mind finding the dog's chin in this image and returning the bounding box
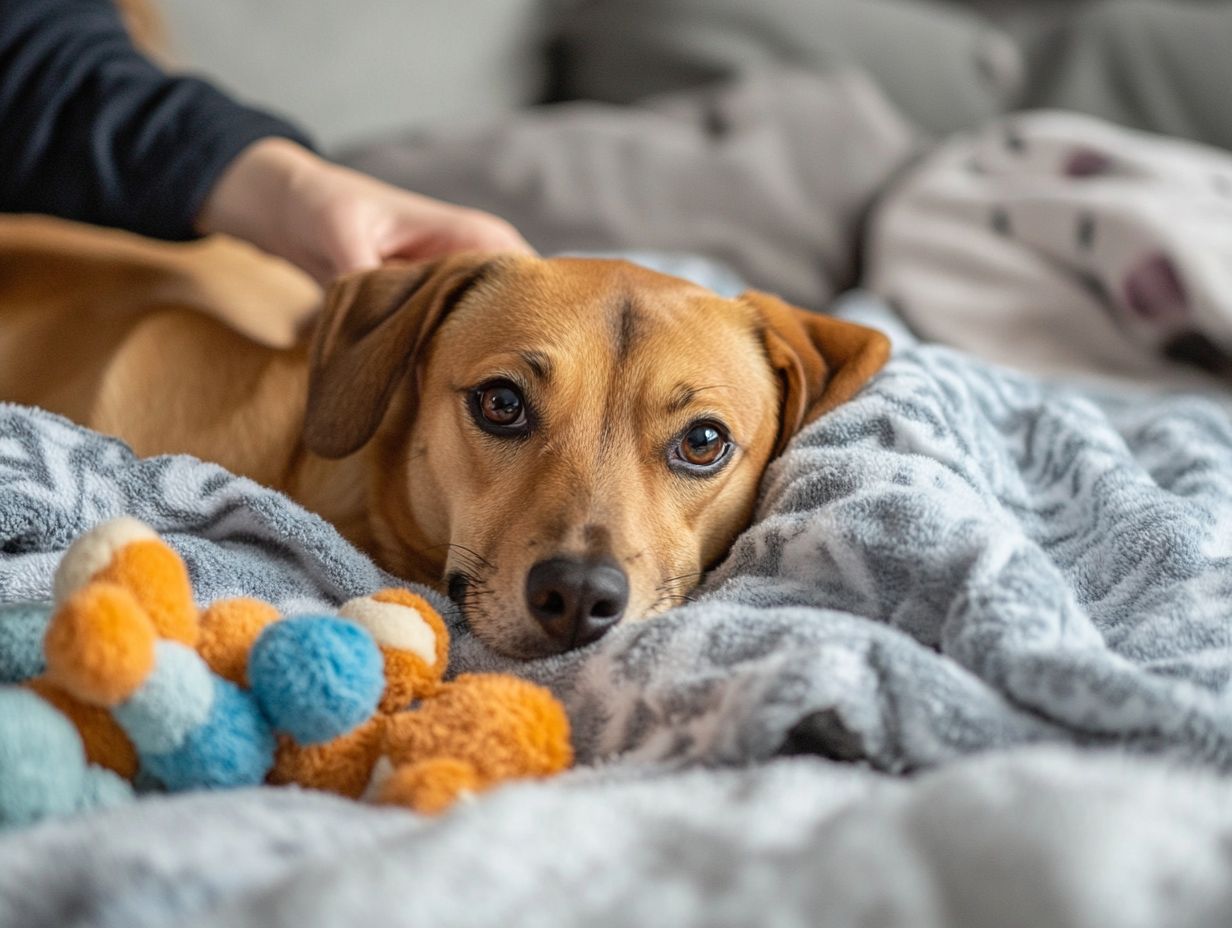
[486,629,572,660]
[461,609,572,660]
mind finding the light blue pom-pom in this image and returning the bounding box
[141,677,274,791]
[0,687,86,827]
[0,602,53,684]
[114,642,215,754]
[249,616,384,745]
[79,767,135,812]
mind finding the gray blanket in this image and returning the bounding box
[455,302,1232,771]
[0,405,449,618]
[4,296,1232,925]
[7,747,1232,928]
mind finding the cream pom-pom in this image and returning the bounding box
[52,517,158,604]
[339,596,436,664]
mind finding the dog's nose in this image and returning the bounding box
[525,556,629,648]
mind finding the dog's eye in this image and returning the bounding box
[470,380,530,436]
[671,421,732,474]
[480,384,523,425]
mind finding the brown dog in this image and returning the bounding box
[0,217,889,657]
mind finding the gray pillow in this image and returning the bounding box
[158,0,553,150]
[342,70,920,309]
[554,0,1023,134]
[1022,0,1232,151]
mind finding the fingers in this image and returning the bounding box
[374,208,536,268]
[199,139,533,286]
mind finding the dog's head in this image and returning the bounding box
[304,254,888,657]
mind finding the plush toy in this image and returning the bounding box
[0,518,573,826]
[0,517,387,825]
[270,588,574,813]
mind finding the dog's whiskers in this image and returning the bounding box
[443,562,499,628]
[449,543,496,571]
[429,543,496,572]
[648,568,703,614]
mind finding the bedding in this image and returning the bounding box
[457,294,1232,770]
[344,69,921,311]
[551,0,1021,135]
[866,109,1232,391]
[6,5,1232,920]
[7,748,1232,928]
[0,405,447,618]
[3,282,1232,925]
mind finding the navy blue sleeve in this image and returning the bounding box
[0,0,313,240]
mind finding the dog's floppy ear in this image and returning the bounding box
[304,254,496,458]
[744,291,890,457]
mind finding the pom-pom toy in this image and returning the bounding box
[0,517,386,816]
[0,518,573,826]
[270,588,575,814]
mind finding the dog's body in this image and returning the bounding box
[0,217,888,657]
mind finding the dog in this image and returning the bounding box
[0,217,889,657]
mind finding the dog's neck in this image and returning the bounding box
[283,396,447,588]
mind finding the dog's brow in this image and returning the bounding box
[667,385,698,414]
[614,298,641,361]
[519,351,553,381]
[666,383,732,414]
[438,261,495,316]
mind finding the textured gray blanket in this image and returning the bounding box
[4,296,1232,925]
[0,406,449,617]
[457,306,1232,771]
[6,747,1232,928]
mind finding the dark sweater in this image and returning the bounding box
[0,0,309,240]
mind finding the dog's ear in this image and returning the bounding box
[744,291,890,457]
[304,254,496,458]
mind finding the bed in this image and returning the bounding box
[5,1,1232,925]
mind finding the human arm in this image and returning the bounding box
[0,0,308,241]
[195,137,532,285]
[0,0,532,282]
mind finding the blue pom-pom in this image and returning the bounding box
[0,687,87,827]
[79,767,134,812]
[114,642,215,754]
[249,616,384,745]
[0,602,53,684]
[141,678,275,790]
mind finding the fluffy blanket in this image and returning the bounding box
[459,302,1232,771]
[3,293,1232,924]
[7,748,1232,928]
[0,407,448,617]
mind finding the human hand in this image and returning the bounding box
[196,138,534,284]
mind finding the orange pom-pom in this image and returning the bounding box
[27,677,138,778]
[376,757,479,814]
[376,646,440,713]
[269,719,384,798]
[383,674,573,786]
[93,539,198,645]
[43,582,157,706]
[198,598,280,685]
